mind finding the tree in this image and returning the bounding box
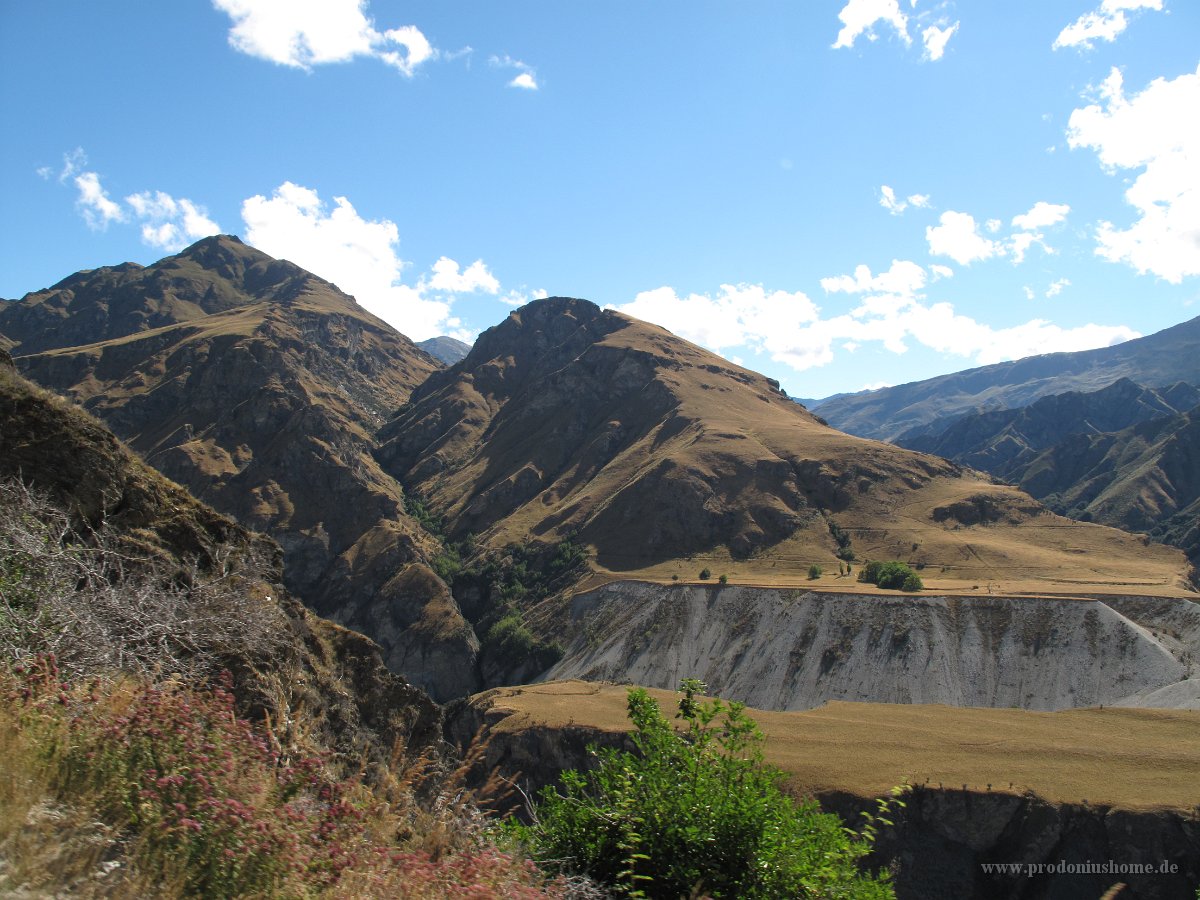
[807,564,822,580]
[699,567,711,580]
[718,574,728,585]
[513,680,897,898]
[858,560,921,591]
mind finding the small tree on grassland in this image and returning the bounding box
[513,680,897,898]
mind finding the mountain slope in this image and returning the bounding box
[8,237,478,700]
[812,314,1200,441]
[377,297,1191,596]
[0,359,442,766]
[895,378,1200,482]
[418,335,471,365]
[1019,404,1200,561]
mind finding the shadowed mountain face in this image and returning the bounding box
[893,379,1200,565]
[5,236,480,701]
[1020,405,1200,563]
[376,297,1190,593]
[813,315,1200,441]
[896,378,1200,482]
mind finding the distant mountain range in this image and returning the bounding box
[811,315,1200,442]
[894,378,1200,564]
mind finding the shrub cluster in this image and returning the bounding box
[514,679,897,898]
[857,560,923,592]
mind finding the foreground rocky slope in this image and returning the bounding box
[542,582,1200,711]
[0,359,442,767]
[5,236,478,700]
[813,313,1200,441]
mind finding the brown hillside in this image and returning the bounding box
[377,297,1192,596]
[0,362,442,768]
[10,237,478,700]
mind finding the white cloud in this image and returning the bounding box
[1007,232,1049,265]
[424,257,499,294]
[926,211,1003,265]
[48,148,223,249]
[241,181,491,339]
[832,0,910,49]
[929,264,954,281]
[212,0,435,76]
[879,185,931,216]
[614,264,1139,375]
[1053,0,1163,50]
[1046,278,1071,298]
[610,284,829,368]
[985,218,1002,233]
[1012,201,1071,231]
[1068,64,1200,283]
[1024,286,1037,300]
[820,259,927,296]
[921,22,958,61]
[126,190,221,251]
[74,172,125,230]
[489,54,539,90]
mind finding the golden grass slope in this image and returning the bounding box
[470,680,1200,812]
[378,297,1192,597]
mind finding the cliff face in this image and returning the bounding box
[543,583,1200,711]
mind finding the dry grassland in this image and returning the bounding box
[474,680,1200,812]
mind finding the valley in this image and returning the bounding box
[4,237,1199,898]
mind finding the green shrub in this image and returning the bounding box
[807,564,822,580]
[699,568,711,580]
[718,574,728,585]
[858,560,921,591]
[513,680,896,898]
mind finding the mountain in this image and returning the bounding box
[376,297,1190,596]
[4,236,478,700]
[1019,404,1200,562]
[0,358,442,768]
[895,378,1200,482]
[812,314,1200,441]
[418,335,471,365]
[890,379,1200,564]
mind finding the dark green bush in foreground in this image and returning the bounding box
[513,680,897,898]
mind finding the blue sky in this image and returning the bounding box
[2,1,1197,400]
